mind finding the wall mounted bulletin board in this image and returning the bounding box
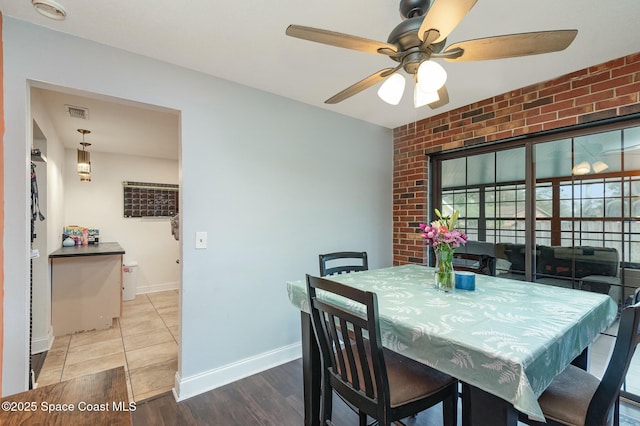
[123,181,179,218]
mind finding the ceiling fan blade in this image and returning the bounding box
[429,86,449,109]
[418,0,478,43]
[286,25,397,56]
[325,68,395,104]
[441,30,578,62]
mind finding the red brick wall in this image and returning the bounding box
[393,52,640,266]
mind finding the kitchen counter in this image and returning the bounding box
[49,242,125,258]
[49,242,125,336]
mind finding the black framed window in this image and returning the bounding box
[431,117,640,401]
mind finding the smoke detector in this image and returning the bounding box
[32,0,66,21]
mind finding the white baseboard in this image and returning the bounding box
[31,328,54,355]
[137,281,180,295]
[173,342,301,401]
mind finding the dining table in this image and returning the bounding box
[287,264,618,426]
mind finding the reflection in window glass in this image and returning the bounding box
[575,130,622,175]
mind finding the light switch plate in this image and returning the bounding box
[195,231,207,249]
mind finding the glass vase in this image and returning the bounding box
[434,248,455,292]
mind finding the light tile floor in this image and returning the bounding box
[36,290,179,402]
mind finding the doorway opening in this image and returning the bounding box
[28,81,182,403]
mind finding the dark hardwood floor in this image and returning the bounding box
[2,367,131,425]
[132,358,448,426]
[132,358,640,426]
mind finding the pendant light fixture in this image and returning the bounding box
[77,129,92,182]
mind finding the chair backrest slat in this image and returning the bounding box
[319,251,368,277]
[587,303,640,425]
[340,318,361,391]
[354,326,376,398]
[325,311,348,382]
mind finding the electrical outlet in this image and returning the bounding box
[196,231,207,249]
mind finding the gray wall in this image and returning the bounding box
[2,17,393,397]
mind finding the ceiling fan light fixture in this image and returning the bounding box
[572,161,591,175]
[416,60,447,92]
[592,160,609,173]
[414,85,439,108]
[377,73,406,105]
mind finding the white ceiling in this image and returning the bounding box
[4,0,640,159]
[31,86,180,160]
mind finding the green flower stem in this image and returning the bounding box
[435,247,455,291]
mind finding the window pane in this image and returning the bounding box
[575,130,622,175]
[559,183,573,216]
[605,200,622,217]
[536,184,553,218]
[497,148,525,182]
[467,153,494,185]
[536,139,572,178]
[581,180,605,218]
[442,157,466,188]
[624,126,640,170]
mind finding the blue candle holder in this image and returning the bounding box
[455,271,476,291]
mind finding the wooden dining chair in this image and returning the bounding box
[306,274,458,426]
[319,251,368,277]
[519,302,640,426]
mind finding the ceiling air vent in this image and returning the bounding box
[65,105,89,120]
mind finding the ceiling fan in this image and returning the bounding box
[286,0,577,109]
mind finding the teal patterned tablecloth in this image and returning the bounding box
[287,264,618,421]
